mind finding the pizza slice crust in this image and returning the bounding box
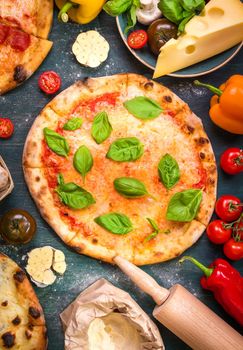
[36,0,54,39]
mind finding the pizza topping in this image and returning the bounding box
[13,270,25,283]
[114,177,151,198]
[1,332,15,348]
[124,96,163,120]
[12,316,21,325]
[0,23,9,44]
[38,71,61,94]
[56,174,95,210]
[7,28,30,51]
[63,117,83,131]
[166,189,203,222]
[145,218,160,241]
[106,137,144,162]
[73,146,93,181]
[29,307,41,319]
[44,128,69,158]
[13,64,28,83]
[91,111,113,144]
[72,30,110,68]
[94,213,133,235]
[158,153,180,190]
[0,209,36,244]
[0,118,14,139]
[26,246,67,288]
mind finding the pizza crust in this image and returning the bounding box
[23,74,217,265]
[0,253,47,350]
[36,0,54,39]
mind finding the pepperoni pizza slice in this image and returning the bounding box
[0,24,52,94]
[23,74,217,265]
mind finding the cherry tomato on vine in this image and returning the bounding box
[215,195,242,222]
[223,238,243,261]
[206,220,232,244]
[127,30,148,49]
[220,148,243,175]
[0,118,14,139]
[233,218,243,240]
[38,71,61,94]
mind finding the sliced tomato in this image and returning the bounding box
[38,71,61,94]
[0,118,14,139]
[127,30,148,49]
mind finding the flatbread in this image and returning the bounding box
[23,74,217,265]
[0,253,47,349]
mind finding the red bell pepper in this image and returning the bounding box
[180,256,243,326]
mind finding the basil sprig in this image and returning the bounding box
[91,111,112,144]
[158,0,205,33]
[73,145,93,181]
[63,117,83,131]
[106,137,144,162]
[158,154,180,190]
[56,174,95,209]
[166,189,202,222]
[124,96,163,120]
[43,128,69,157]
[114,177,150,198]
[94,212,133,234]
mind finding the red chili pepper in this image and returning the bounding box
[180,256,243,326]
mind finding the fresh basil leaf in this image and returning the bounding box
[125,2,137,33]
[106,137,144,162]
[158,153,180,190]
[166,189,202,222]
[91,111,112,144]
[181,0,205,12]
[56,174,95,209]
[146,218,159,232]
[114,177,149,198]
[63,117,83,131]
[94,212,133,234]
[43,128,69,157]
[103,0,133,16]
[158,0,184,24]
[124,96,163,120]
[73,145,93,181]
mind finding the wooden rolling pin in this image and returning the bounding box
[114,256,243,350]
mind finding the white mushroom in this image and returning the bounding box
[136,0,162,25]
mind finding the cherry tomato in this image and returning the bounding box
[220,148,243,175]
[223,238,243,261]
[0,209,36,244]
[127,30,148,49]
[215,195,242,222]
[206,220,232,244]
[0,118,14,139]
[38,71,61,94]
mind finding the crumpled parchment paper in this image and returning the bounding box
[0,156,14,201]
[60,278,165,350]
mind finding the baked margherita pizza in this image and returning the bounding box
[0,0,53,94]
[23,74,217,265]
[0,253,47,349]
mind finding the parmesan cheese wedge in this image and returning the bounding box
[72,30,110,68]
[26,246,67,288]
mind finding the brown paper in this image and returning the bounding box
[0,156,14,201]
[60,278,165,350]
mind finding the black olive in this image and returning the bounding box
[147,18,178,56]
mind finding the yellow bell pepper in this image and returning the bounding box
[55,0,105,24]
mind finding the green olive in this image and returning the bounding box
[147,18,178,56]
[0,209,36,244]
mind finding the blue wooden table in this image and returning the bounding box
[0,9,242,350]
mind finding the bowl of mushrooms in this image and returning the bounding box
[0,156,14,201]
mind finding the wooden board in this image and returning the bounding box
[0,8,242,350]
